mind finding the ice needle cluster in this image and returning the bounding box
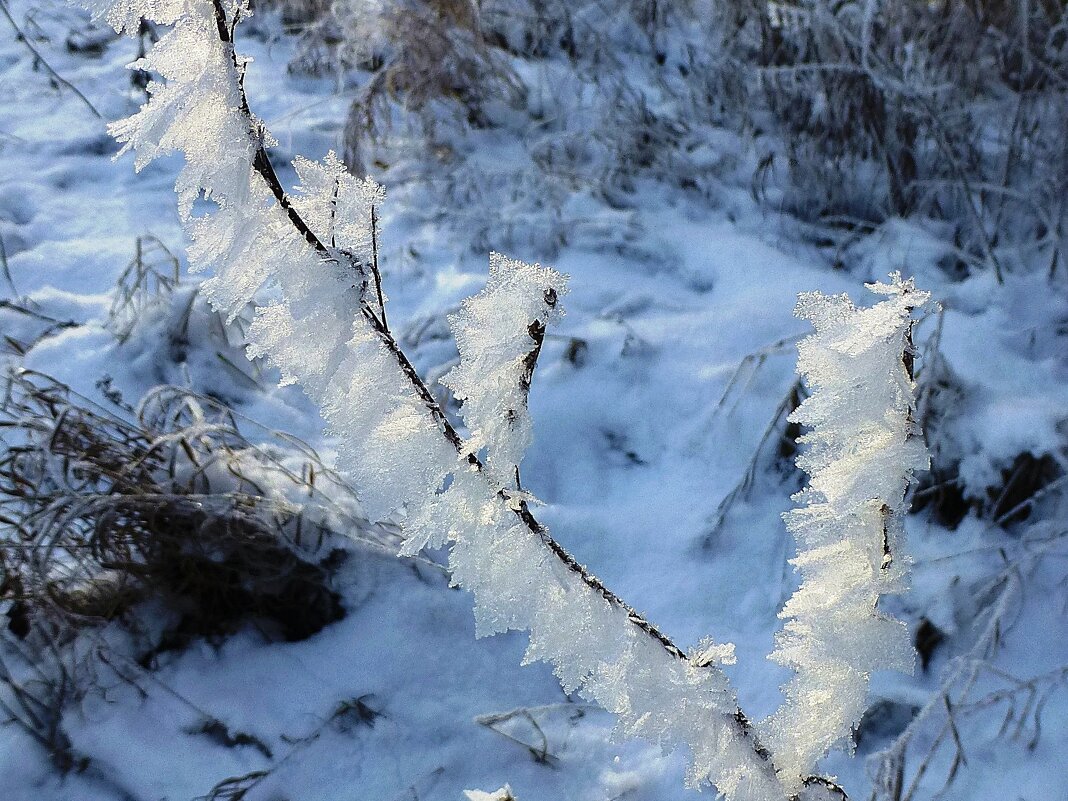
[464,787,516,801]
[759,275,931,791]
[441,252,567,489]
[86,0,928,796]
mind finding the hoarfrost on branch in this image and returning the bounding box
[85,0,931,796]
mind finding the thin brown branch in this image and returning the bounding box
[210,0,327,254]
[211,10,699,663]
[369,204,388,332]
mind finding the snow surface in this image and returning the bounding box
[1,2,1065,800]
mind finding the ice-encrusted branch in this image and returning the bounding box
[90,1,779,796]
[759,275,932,793]
[440,252,567,492]
[84,0,926,797]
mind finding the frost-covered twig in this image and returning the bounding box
[870,528,1067,801]
[82,1,928,797]
[439,252,566,493]
[759,275,931,792]
[87,2,783,795]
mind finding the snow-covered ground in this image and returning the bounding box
[1,2,1065,800]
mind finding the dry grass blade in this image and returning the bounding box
[106,235,182,343]
[702,378,806,549]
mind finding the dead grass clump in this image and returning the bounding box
[340,0,524,171]
[0,371,383,651]
[729,0,1068,280]
[0,371,389,768]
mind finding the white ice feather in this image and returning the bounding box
[759,274,931,791]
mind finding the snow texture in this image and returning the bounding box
[759,275,931,791]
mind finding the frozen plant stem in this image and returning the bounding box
[438,252,566,494]
[760,276,931,793]
[0,0,102,118]
[203,0,699,673]
[87,0,927,797]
